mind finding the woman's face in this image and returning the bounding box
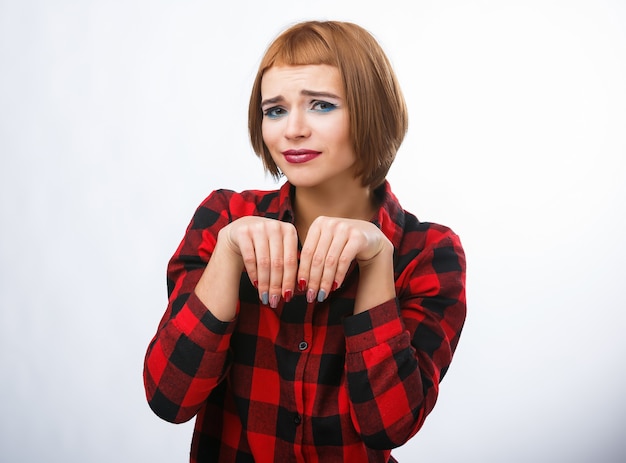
[260,64,358,191]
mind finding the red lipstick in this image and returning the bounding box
[282,149,321,164]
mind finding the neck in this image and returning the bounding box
[293,182,377,241]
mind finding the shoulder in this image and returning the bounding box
[378,181,461,249]
[378,182,464,274]
[402,212,461,249]
[190,186,283,228]
[396,210,464,269]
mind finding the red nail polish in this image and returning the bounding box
[331,281,338,291]
[298,279,307,292]
[284,290,293,303]
[253,280,258,288]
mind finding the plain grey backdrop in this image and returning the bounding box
[1,0,625,461]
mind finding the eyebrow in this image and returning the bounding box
[261,90,342,108]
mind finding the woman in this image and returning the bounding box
[144,20,466,463]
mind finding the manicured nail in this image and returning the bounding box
[270,294,280,309]
[284,290,293,303]
[298,279,307,292]
[306,289,316,303]
[253,280,258,288]
[261,292,269,305]
[331,281,338,291]
[317,289,327,303]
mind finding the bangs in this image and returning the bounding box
[261,26,339,68]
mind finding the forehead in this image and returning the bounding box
[260,64,343,97]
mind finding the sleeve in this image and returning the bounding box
[143,190,238,424]
[343,228,466,449]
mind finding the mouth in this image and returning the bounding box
[282,149,321,164]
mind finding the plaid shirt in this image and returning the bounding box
[144,181,466,463]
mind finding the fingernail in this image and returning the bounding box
[284,290,293,303]
[317,289,326,303]
[298,279,307,292]
[253,280,258,288]
[270,294,280,309]
[306,289,316,304]
[331,281,338,291]
[261,292,269,305]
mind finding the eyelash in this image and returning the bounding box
[263,100,338,119]
[311,100,337,113]
[263,107,286,119]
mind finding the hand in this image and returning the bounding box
[220,216,299,308]
[297,216,393,303]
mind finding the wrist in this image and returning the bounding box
[354,241,395,314]
[356,237,394,270]
[194,231,245,322]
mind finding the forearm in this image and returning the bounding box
[145,233,243,422]
[354,243,395,314]
[194,230,245,322]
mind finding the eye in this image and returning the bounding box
[310,100,337,113]
[263,106,287,119]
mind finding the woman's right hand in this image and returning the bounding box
[219,216,299,308]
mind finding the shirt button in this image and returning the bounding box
[298,341,308,351]
[294,414,302,426]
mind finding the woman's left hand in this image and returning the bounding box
[297,216,394,306]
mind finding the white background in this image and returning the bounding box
[1,0,625,462]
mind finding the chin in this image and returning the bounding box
[282,175,320,188]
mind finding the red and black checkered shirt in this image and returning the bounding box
[144,181,466,463]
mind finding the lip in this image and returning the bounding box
[282,149,321,164]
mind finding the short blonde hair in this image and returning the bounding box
[248,21,408,188]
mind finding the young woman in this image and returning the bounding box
[144,20,466,463]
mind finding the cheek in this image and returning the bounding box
[325,113,351,144]
[261,122,278,148]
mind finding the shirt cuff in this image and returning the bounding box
[173,291,236,352]
[343,298,404,353]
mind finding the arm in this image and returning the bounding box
[344,228,466,448]
[143,191,241,424]
[143,190,300,423]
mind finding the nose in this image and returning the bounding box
[284,110,311,140]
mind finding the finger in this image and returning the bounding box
[237,227,259,288]
[318,225,352,301]
[297,223,320,301]
[250,223,271,305]
[302,219,335,303]
[267,222,286,308]
[281,224,299,303]
[331,228,364,292]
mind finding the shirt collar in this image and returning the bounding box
[277,181,296,224]
[373,181,407,250]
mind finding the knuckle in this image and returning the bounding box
[269,283,283,292]
[311,253,324,266]
[251,221,265,233]
[266,220,280,232]
[242,254,257,266]
[300,247,314,259]
[348,227,363,240]
[335,221,349,233]
[271,257,284,269]
[338,254,352,267]
[257,256,271,269]
[284,254,299,267]
[324,254,337,267]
